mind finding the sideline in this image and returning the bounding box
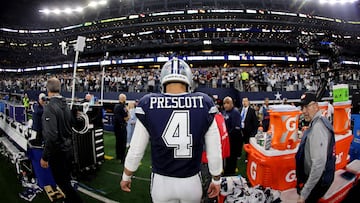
[76,183,119,203]
[106,170,151,182]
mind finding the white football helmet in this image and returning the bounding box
[160,58,193,93]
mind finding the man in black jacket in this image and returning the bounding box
[240,97,259,144]
[240,97,259,161]
[40,77,83,203]
[222,96,242,175]
[113,93,129,163]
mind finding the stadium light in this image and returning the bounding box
[53,9,61,15]
[39,0,107,15]
[41,8,51,15]
[99,0,108,5]
[75,7,84,13]
[88,1,98,8]
[88,0,108,8]
[319,0,358,4]
[64,8,72,14]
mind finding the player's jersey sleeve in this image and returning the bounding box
[135,92,220,178]
[124,120,150,172]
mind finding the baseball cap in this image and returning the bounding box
[38,93,46,101]
[299,92,317,106]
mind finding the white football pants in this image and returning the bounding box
[151,173,202,203]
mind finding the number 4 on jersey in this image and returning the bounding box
[162,111,193,158]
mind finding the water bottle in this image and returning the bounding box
[255,126,264,145]
[265,132,272,150]
[90,96,95,105]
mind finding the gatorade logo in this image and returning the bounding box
[285,170,297,182]
[280,116,298,143]
[345,108,351,129]
[336,152,343,164]
[250,161,257,180]
[285,116,297,132]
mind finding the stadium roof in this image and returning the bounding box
[0,0,359,29]
[0,0,89,28]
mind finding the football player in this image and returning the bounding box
[120,58,223,203]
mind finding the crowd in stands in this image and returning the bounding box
[1,66,359,95]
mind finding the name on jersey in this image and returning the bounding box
[149,96,204,109]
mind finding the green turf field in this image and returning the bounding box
[0,131,247,203]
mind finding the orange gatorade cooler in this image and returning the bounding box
[333,101,351,135]
[318,101,328,117]
[335,132,353,170]
[318,101,328,111]
[268,105,301,150]
[244,131,353,191]
[244,138,298,191]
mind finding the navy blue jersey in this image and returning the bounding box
[136,92,217,178]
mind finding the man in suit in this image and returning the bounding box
[222,96,241,175]
[240,97,259,161]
